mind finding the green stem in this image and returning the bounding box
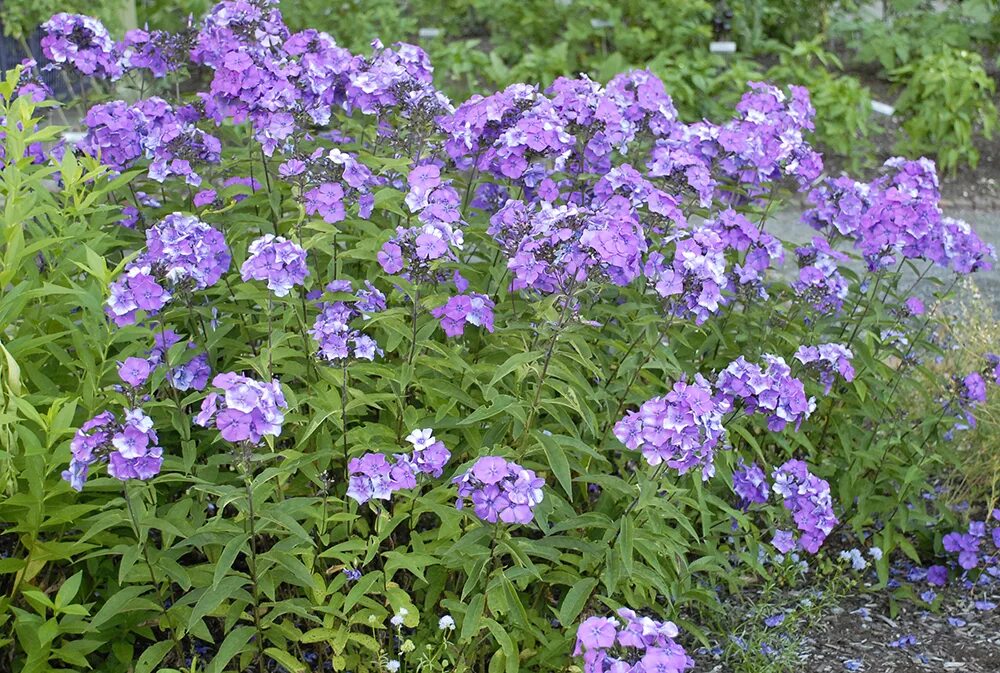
[241,463,267,669]
[123,484,185,664]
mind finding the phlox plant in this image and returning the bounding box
[0,2,996,673]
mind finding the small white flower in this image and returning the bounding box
[405,428,435,450]
[438,615,455,630]
[390,607,408,627]
[869,546,884,560]
[386,660,400,673]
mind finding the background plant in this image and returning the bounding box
[0,3,997,673]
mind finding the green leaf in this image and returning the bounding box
[538,432,573,500]
[206,625,256,673]
[558,578,597,627]
[265,648,307,673]
[460,594,485,643]
[343,571,381,614]
[135,641,174,673]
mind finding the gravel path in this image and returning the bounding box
[691,581,1000,673]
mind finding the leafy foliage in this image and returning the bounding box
[0,5,997,673]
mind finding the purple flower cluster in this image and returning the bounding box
[643,229,727,324]
[141,213,231,288]
[771,459,837,554]
[63,408,163,491]
[240,235,309,297]
[732,460,769,509]
[81,98,222,184]
[717,355,815,432]
[453,456,544,524]
[944,370,992,436]
[574,609,693,673]
[346,429,451,504]
[707,209,784,300]
[488,198,648,294]
[106,214,230,325]
[793,238,850,314]
[614,375,726,480]
[804,158,996,273]
[310,281,384,362]
[794,343,855,394]
[442,69,678,185]
[41,13,122,79]
[149,329,212,391]
[648,83,821,208]
[122,27,190,78]
[299,148,377,223]
[431,293,495,337]
[106,268,170,326]
[987,354,1000,385]
[195,372,287,444]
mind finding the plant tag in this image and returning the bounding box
[590,19,614,29]
[870,101,895,116]
[709,41,737,53]
[417,27,442,39]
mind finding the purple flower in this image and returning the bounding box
[614,375,726,480]
[149,329,211,392]
[304,182,346,224]
[454,456,544,525]
[241,235,309,297]
[771,460,837,554]
[142,213,231,289]
[195,373,287,445]
[794,343,855,394]
[107,268,170,326]
[904,296,926,316]
[431,293,495,337]
[771,530,796,554]
[63,408,162,490]
[118,357,151,387]
[732,460,769,508]
[41,14,122,79]
[347,430,450,504]
[717,355,815,432]
[310,300,382,363]
[927,565,948,587]
[574,609,693,673]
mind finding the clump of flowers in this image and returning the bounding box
[81,98,222,184]
[771,459,837,554]
[614,375,726,480]
[793,238,850,314]
[63,356,167,491]
[346,429,451,504]
[41,13,122,79]
[63,408,164,491]
[642,229,727,325]
[716,355,815,432]
[574,609,694,673]
[310,281,384,362]
[431,293,495,337]
[453,456,544,524]
[732,460,769,509]
[106,214,230,326]
[240,235,309,297]
[122,27,191,78]
[195,373,288,444]
[794,343,855,394]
